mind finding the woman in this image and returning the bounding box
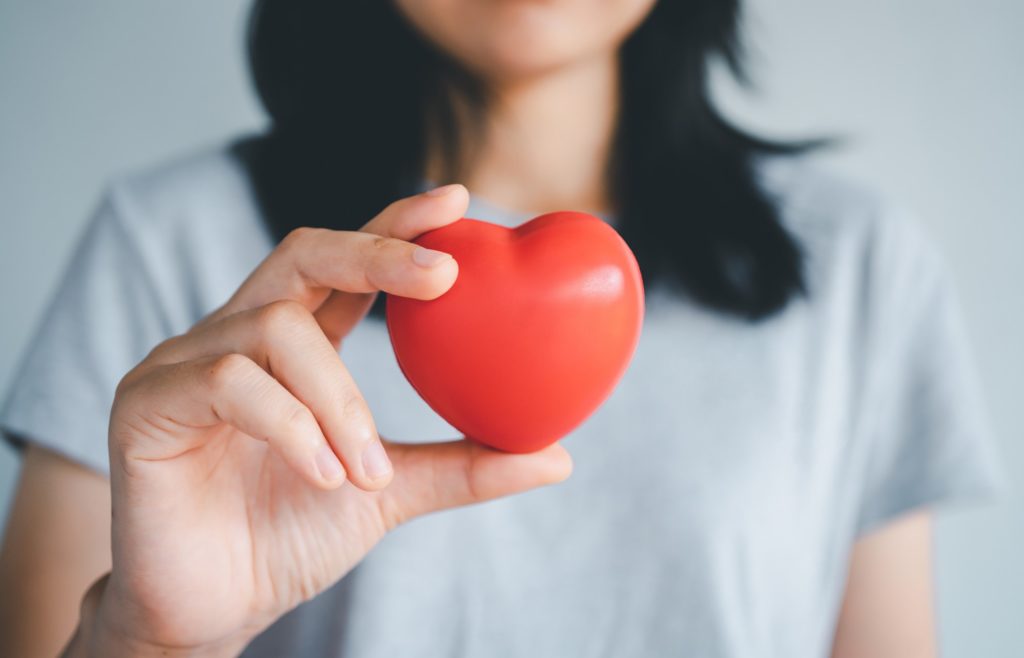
[0,0,1000,656]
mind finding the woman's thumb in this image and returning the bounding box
[377,440,573,526]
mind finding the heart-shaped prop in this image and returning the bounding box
[386,211,645,453]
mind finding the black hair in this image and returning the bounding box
[234,0,817,321]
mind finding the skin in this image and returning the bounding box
[0,1,938,655]
[401,0,656,215]
[831,513,938,658]
[1,186,573,657]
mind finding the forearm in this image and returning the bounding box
[831,512,937,658]
[0,446,115,658]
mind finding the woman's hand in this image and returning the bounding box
[76,185,573,656]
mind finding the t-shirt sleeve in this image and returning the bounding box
[852,209,1005,536]
[1,185,174,475]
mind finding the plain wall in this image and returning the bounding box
[1,1,1021,655]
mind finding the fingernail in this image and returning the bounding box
[362,441,392,481]
[425,183,462,197]
[315,446,344,483]
[413,246,452,268]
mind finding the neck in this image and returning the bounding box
[430,54,620,216]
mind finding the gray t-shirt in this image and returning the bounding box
[1,145,1002,657]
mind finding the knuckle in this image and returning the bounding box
[370,235,396,251]
[280,226,319,252]
[377,198,405,222]
[113,367,143,402]
[362,236,405,290]
[462,447,485,503]
[338,393,377,445]
[145,334,184,363]
[281,404,317,439]
[109,366,165,453]
[376,490,407,530]
[255,299,312,337]
[206,353,253,392]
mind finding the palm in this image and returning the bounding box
[110,423,566,649]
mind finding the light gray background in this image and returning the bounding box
[0,1,1020,655]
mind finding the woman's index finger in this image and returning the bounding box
[210,185,467,325]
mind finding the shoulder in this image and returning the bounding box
[90,139,274,324]
[755,154,948,301]
[101,139,267,250]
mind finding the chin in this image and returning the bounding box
[396,0,652,83]
[465,32,588,82]
[446,7,593,80]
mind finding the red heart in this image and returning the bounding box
[386,211,645,453]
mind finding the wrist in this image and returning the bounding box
[64,574,252,658]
